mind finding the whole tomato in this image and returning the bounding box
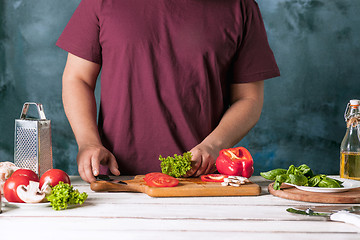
[11,168,39,182]
[39,169,71,188]
[3,175,33,203]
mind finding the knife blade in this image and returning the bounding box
[95,174,128,185]
[292,205,360,214]
[287,206,360,228]
[286,207,329,216]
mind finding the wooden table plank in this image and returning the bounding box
[0,217,357,232]
[0,218,359,240]
[1,176,359,239]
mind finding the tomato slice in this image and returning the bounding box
[144,173,179,187]
[201,174,228,182]
[143,172,165,182]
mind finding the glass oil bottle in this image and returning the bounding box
[340,99,360,180]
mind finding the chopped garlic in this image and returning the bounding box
[221,176,249,187]
[229,183,240,187]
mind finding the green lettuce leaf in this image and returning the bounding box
[159,152,192,177]
[47,182,88,211]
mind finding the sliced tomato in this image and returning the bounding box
[201,174,228,182]
[144,172,179,187]
[143,172,165,182]
[144,172,164,178]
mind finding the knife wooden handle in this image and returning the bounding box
[90,180,142,192]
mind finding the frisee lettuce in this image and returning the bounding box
[159,152,192,177]
[47,181,88,211]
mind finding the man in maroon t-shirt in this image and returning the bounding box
[57,0,280,183]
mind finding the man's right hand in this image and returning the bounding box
[77,144,120,183]
[62,53,120,183]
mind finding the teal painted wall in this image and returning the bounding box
[0,0,359,175]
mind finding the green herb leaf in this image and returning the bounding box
[286,165,296,175]
[286,208,328,216]
[288,173,308,186]
[296,164,314,178]
[261,164,344,190]
[260,169,287,180]
[273,180,282,190]
[159,152,192,177]
[318,176,343,188]
[272,173,289,190]
[308,175,322,187]
[47,182,88,211]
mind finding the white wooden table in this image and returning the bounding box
[1,176,359,240]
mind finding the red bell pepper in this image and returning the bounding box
[200,174,228,182]
[215,147,254,178]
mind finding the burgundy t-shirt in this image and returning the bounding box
[57,0,280,175]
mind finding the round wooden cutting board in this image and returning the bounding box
[268,183,360,203]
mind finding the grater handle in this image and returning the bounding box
[20,102,47,120]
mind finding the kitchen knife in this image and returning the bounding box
[95,174,128,184]
[287,206,360,228]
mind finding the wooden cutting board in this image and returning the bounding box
[90,175,261,197]
[268,183,360,203]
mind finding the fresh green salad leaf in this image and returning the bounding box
[47,182,88,211]
[260,164,343,190]
[288,173,308,186]
[260,169,287,180]
[317,176,342,188]
[273,174,290,190]
[296,164,314,178]
[308,175,322,187]
[286,165,296,175]
[159,152,192,177]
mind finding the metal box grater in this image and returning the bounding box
[14,102,53,176]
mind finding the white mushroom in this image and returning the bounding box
[0,162,19,194]
[41,181,52,196]
[17,181,46,203]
